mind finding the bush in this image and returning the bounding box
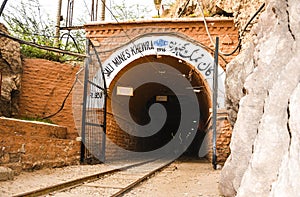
[2,0,84,62]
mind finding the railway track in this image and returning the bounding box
[13,157,174,197]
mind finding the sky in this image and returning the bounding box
[42,0,158,22]
[1,0,176,29]
[0,0,174,25]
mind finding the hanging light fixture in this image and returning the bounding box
[154,0,162,16]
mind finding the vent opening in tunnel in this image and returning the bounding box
[107,55,211,158]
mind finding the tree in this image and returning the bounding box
[1,0,84,62]
[110,0,151,21]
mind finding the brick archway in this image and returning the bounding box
[82,18,238,162]
[107,54,211,155]
[92,33,226,109]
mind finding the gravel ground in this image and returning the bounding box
[124,158,222,197]
[0,158,221,197]
[0,164,115,197]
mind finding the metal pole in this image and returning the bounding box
[54,0,62,47]
[95,0,99,20]
[212,37,219,170]
[101,0,106,21]
[80,39,90,163]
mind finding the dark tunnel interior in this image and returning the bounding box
[109,55,211,157]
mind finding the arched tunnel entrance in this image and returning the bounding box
[108,55,212,157]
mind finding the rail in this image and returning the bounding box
[13,157,174,197]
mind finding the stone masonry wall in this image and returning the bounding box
[0,23,22,117]
[0,117,80,174]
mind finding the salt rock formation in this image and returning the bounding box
[219,0,300,196]
[0,23,22,117]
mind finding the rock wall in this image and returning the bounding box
[219,0,300,196]
[0,23,22,117]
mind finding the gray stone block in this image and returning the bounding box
[0,166,14,181]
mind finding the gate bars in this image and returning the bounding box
[80,39,107,163]
[80,37,219,167]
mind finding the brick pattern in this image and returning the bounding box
[18,59,81,139]
[84,19,236,163]
[216,118,232,163]
[0,117,67,139]
[86,18,239,69]
[0,117,80,174]
[205,112,232,165]
[106,113,138,152]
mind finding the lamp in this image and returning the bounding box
[154,0,162,16]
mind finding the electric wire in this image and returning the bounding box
[0,31,87,58]
[42,78,77,120]
[178,0,190,17]
[2,25,86,40]
[82,0,92,19]
[60,31,83,53]
[98,0,162,73]
[199,2,266,56]
[41,65,85,120]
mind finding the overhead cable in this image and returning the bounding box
[199,2,266,56]
[0,31,87,58]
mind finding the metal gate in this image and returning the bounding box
[80,39,107,163]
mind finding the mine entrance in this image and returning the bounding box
[109,55,211,157]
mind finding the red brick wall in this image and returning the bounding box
[205,111,232,165]
[13,19,236,164]
[0,117,80,174]
[18,59,80,139]
[85,18,239,69]
[107,113,137,158]
[85,19,236,163]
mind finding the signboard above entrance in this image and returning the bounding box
[102,35,218,84]
[94,34,226,108]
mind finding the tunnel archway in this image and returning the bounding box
[81,33,227,160]
[108,55,212,156]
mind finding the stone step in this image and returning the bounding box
[0,166,14,181]
[0,117,81,174]
[0,134,80,173]
[0,117,67,139]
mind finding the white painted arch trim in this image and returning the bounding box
[94,34,226,108]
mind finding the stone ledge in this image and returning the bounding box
[0,166,13,181]
[0,117,67,139]
[0,117,80,174]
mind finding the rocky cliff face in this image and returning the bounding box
[0,23,22,117]
[219,0,300,196]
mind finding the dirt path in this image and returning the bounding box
[0,158,221,197]
[124,158,222,197]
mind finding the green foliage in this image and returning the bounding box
[111,0,151,21]
[20,116,55,125]
[2,0,84,62]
